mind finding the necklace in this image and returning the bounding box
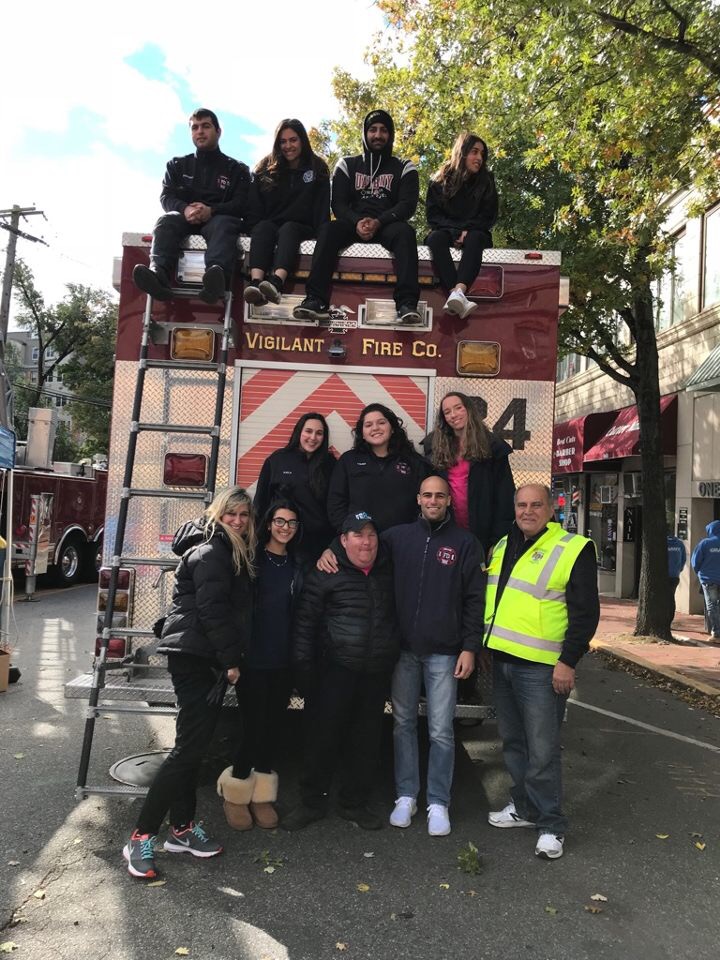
[265,550,288,567]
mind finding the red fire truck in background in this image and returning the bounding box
[67,233,566,714]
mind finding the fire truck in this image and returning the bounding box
[68,232,566,798]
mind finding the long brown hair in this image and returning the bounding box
[254,118,329,190]
[431,392,492,468]
[204,486,256,577]
[431,132,489,200]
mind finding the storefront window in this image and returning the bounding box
[587,474,618,571]
[656,231,689,331]
[703,205,720,311]
[664,471,676,532]
[552,476,581,533]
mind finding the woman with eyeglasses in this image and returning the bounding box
[244,118,330,307]
[254,412,336,564]
[123,487,256,880]
[217,499,302,832]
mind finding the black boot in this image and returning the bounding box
[133,264,172,301]
[200,264,226,304]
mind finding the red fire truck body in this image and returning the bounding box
[79,233,565,675]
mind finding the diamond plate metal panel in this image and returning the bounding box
[433,377,555,490]
[105,362,235,654]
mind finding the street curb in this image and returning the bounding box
[591,639,720,698]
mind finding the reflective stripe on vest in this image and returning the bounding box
[484,523,592,665]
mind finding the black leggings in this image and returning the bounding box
[426,228,492,292]
[248,220,313,274]
[232,668,293,778]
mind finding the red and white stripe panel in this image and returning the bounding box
[235,367,430,491]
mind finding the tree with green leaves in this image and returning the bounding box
[11,260,116,456]
[329,0,720,639]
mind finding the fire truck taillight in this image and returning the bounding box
[457,341,501,377]
[97,566,135,659]
[95,637,128,658]
[163,453,207,487]
[524,252,543,260]
[99,568,131,590]
[171,328,215,362]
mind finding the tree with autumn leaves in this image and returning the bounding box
[327,0,720,639]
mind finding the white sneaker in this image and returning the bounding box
[389,796,417,828]
[487,801,535,829]
[443,289,477,319]
[427,803,451,836]
[535,833,564,859]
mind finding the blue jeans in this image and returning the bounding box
[701,582,720,638]
[492,658,568,835]
[392,651,457,807]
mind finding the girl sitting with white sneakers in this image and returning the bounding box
[425,132,498,320]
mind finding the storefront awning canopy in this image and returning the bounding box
[685,343,720,393]
[583,394,677,462]
[552,411,617,474]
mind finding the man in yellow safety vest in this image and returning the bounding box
[484,483,599,860]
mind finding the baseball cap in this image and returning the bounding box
[341,511,377,534]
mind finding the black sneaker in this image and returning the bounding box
[133,264,172,301]
[259,276,282,304]
[199,264,226,304]
[338,805,384,831]
[243,283,267,306]
[397,303,421,325]
[163,822,223,858]
[123,830,159,879]
[281,803,327,832]
[293,297,330,321]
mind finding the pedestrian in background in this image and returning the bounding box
[691,521,720,642]
[666,530,687,625]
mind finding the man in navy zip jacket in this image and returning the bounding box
[666,532,687,625]
[383,475,485,836]
[134,108,251,305]
[692,520,720,640]
[293,109,421,324]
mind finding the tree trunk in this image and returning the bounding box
[632,281,673,640]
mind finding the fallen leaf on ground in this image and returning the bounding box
[655,834,670,840]
[363,852,374,858]
[263,866,275,874]
[439,883,450,890]
[147,880,166,887]
[13,754,24,760]
[695,842,707,851]
[545,906,558,915]
[467,890,477,897]
[73,838,82,845]
[33,890,45,900]
[175,950,190,957]
[590,894,608,902]
[585,905,603,914]
[0,943,18,953]
[7,861,19,867]
[335,943,348,951]
[691,832,703,838]
[356,883,370,892]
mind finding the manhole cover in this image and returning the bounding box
[109,751,171,786]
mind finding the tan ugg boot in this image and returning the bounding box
[250,770,279,829]
[216,767,255,831]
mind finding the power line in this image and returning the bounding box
[10,379,111,408]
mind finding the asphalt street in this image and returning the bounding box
[1,584,720,960]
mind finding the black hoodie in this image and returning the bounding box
[331,109,420,226]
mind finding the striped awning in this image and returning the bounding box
[685,343,720,392]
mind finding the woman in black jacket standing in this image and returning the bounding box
[432,391,515,556]
[426,132,498,320]
[254,412,336,564]
[122,486,256,880]
[327,403,431,534]
[244,119,330,306]
[217,499,302,832]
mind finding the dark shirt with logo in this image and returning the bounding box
[160,148,251,221]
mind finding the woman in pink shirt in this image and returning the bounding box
[431,392,515,555]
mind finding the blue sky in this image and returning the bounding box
[3,0,384,317]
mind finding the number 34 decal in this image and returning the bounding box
[475,397,532,450]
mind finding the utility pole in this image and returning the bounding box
[0,205,45,429]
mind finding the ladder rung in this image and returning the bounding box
[136,423,215,435]
[76,784,149,800]
[100,627,156,638]
[119,557,178,567]
[89,704,178,716]
[145,358,220,371]
[128,488,207,500]
[166,286,228,302]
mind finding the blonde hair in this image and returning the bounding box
[431,392,492,469]
[204,486,256,577]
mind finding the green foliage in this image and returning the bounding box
[457,840,482,875]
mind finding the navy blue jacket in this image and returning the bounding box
[667,535,687,578]
[381,515,486,656]
[691,521,720,585]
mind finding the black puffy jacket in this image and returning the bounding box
[466,438,516,554]
[292,543,398,674]
[157,520,253,668]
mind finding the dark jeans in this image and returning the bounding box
[232,667,292,778]
[492,658,568,835]
[151,212,243,278]
[300,662,390,809]
[135,662,223,835]
[249,220,313,274]
[305,219,419,309]
[426,228,492,292]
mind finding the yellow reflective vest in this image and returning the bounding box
[484,523,593,665]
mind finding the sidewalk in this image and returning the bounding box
[592,596,720,697]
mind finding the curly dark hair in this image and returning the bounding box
[352,403,417,458]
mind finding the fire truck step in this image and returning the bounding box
[88,704,179,717]
[136,422,216,435]
[118,556,178,567]
[144,358,221,371]
[76,783,149,800]
[101,627,157,637]
[166,286,228,301]
[127,488,208,500]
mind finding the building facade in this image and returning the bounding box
[553,192,720,615]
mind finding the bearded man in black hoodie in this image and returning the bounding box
[293,109,422,325]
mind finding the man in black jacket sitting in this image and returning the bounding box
[133,108,250,304]
[283,511,398,831]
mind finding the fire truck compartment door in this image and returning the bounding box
[234,365,433,491]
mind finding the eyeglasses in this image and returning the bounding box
[272,517,299,529]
